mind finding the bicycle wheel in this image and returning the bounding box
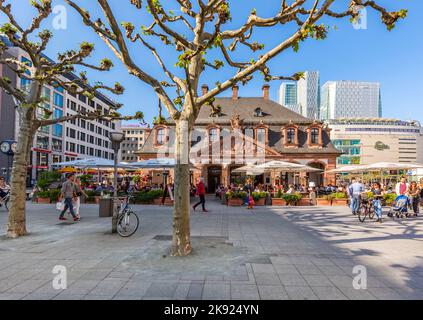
[117,211,139,237]
[368,205,375,219]
[358,205,367,222]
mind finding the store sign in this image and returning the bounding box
[374,141,390,151]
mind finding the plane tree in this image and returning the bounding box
[65,0,406,256]
[0,0,143,238]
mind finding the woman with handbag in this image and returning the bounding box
[74,177,88,219]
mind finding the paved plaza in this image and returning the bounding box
[0,198,423,300]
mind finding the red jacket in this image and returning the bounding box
[196,181,206,195]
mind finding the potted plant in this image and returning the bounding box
[37,190,51,204]
[272,189,286,206]
[283,193,302,206]
[298,195,312,206]
[252,191,268,206]
[331,192,348,206]
[316,194,333,206]
[226,191,246,206]
[149,189,164,205]
[49,189,61,203]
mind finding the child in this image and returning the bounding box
[247,194,255,209]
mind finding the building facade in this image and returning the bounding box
[139,85,341,192]
[0,45,122,185]
[297,71,320,120]
[121,124,151,162]
[326,118,423,166]
[320,81,382,120]
[278,82,300,114]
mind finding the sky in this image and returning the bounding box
[1,0,422,124]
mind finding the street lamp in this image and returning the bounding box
[109,131,125,233]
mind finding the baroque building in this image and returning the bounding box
[138,85,341,192]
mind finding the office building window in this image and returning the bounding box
[53,124,63,137]
[53,92,63,108]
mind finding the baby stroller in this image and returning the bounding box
[387,195,409,218]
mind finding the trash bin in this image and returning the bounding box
[99,198,113,217]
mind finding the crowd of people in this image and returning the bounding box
[348,176,423,223]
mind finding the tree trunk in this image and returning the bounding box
[171,119,192,256]
[7,109,35,238]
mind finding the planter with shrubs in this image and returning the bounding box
[282,193,302,206]
[316,195,333,206]
[226,191,247,206]
[331,192,348,206]
[272,189,286,206]
[37,191,51,204]
[252,192,268,206]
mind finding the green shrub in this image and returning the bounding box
[274,189,284,199]
[282,193,302,204]
[384,193,397,206]
[332,192,347,199]
[226,191,247,200]
[37,190,50,198]
[149,189,164,199]
[49,189,61,202]
[36,171,61,191]
[252,191,268,201]
[79,174,93,186]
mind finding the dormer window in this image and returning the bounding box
[254,107,263,117]
[287,129,296,144]
[283,124,299,147]
[311,128,319,144]
[256,128,266,144]
[307,123,323,146]
[155,127,166,145]
[209,128,219,142]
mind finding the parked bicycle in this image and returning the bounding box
[117,195,139,237]
[0,191,10,211]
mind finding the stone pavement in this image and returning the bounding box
[0,198,422,300]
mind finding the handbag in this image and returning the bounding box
[56,201,65,211]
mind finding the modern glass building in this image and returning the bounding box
[297,71,320,120]
[278,82,300,114]
[320,81,381,120]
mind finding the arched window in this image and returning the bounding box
[209,128,218,142]
[156,128,165,145]
[311,128,319,144]
[256,128,266,144]
[287,128,296,144]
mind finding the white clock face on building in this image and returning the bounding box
[0,142,10,154]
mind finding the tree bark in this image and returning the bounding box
[171,119,192,256]
[7,108,36,238]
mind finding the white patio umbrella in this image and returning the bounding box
[326,165,365,173]
[353,162,423,185]
[53,158,134,169]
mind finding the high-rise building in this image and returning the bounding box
[278,82,300,114]
[121,124,152,162]
[0,41,122,185]
[297,71,320,119]
[320,81,381,120]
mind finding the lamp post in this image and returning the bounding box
[109,131,125,233]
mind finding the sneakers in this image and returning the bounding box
[59,217,67,221]
[192,205,196,212]
[203,209,208,213]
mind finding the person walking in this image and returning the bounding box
[371,182,384,223]
[59,173,79,221]
[395,177,409,195]
[74,177,88,219]
[348,178,364,215]
[419,178,423,208]
[193,177,208,212]
[408,181,421,216]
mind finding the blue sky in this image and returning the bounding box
[2,0,422,124]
